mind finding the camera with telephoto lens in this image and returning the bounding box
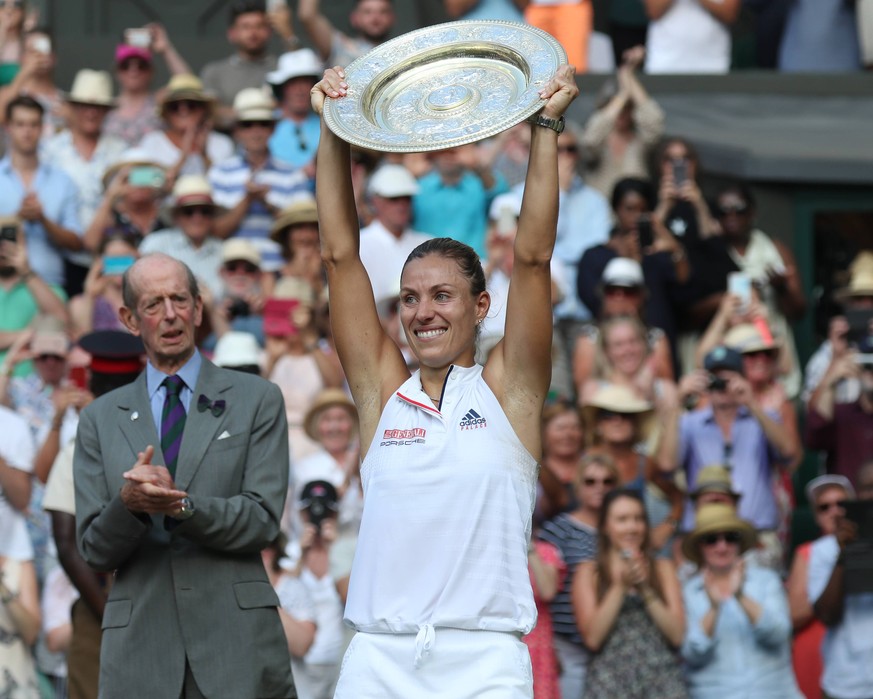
[299,480,339,533]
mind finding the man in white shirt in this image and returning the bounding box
[359,164,431,306]
[0,404,35,560]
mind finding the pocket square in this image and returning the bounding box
[217,430,231,440]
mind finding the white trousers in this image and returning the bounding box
[334,627,533,698]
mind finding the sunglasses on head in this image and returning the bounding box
[716,203,749,218]
[224,260,258,274]
[816,500,847,513]
[701,531,742,546]
[166,99,205,113]
[583,476,617,487]
[179,205,214,218]
[238,120,273,130]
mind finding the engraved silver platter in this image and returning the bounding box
[322,20,567,153]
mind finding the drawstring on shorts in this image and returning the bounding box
[413,624,436,668]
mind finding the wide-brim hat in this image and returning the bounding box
[266,49,323,97]
[690,464,741,500]
[682,503,758,567]
[158,73,215,115]
[581,383,656,445]
[66,68,116,107]
[221,239,261,267]
[723,322,781,355]
[233,87,277,122]
[834,251,873,303]
[303,388,357,441]
[30,331,69,357]
[101,147,164,190]
[169,174,216,210]
[212,331,262,369]
[270,197,319,242]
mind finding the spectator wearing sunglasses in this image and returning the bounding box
[209,87,312,273]
[103,26,192,148]
[681,503,801,699]
[786,475,855,699]
[715,183,805,399]
[139,175,225,298]
[210,239,267,348]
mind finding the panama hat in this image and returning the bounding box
[834,251,873,303]
[170,175,215,210]
[682,503,757,567]
[270,197,319,242]
[66,69,115,107]
[581,383,656,447]
[723,322,780,355]
[303,388,357,441]
[158,74,215,116]
[690,464,741,501]
[233,87,277,122]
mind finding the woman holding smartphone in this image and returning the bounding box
[312,63,578,697]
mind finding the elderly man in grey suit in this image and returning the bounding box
[74,253,295,698]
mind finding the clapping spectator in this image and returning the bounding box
[681,504,801,698]
[210,87,312,272]
[103,25,192,147]
[573,489,687,698]
[298,0,395,67]
[137,73,234,179]
[643,0,741,74]
[581,46,665,198]
[267,49,323,170]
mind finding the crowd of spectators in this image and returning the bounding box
[0,1,871,698]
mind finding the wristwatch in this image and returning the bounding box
[528,114,565,134]
[176,497,195,520]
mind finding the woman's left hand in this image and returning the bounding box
[539,64,579,120]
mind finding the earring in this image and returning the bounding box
[476,318,482,325]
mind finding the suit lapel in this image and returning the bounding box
[116,372,163,466]
[174,359,232,490]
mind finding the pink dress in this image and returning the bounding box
[524,540,566,699]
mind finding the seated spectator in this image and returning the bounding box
[681,503,800,698]
[69,231,139,336]
[808,460,873,699]
[643,0,740,74]
[413,143,508,259]
[578,178,688,361]
[84,148,169,252]
[537,402,586,527]
[298,0,395,68]
[0,545,41,697]
[0,95,84,291]
[0,27,66,136]
[787,475,855,699]
[660,346,798,568]
[779,0,861,72]
[139,175,225,298]
[443,0,525,22]
[267,49,323,171]
[525,0,593,71]
[271,197,325,305]
[210,87,312,272]
[574,489,687,698]
[539,452,619,699]
[574,259,676,393]
[103,26,192,147]
[200,0,278,128]
[208,239,268,347]
[360,164,431,304]
[137,74,234,179]
[804,251,873,407]
[806,336,873,488]
[581,46,665,197]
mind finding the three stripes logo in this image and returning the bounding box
[459,408,487,430]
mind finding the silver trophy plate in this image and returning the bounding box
[322,20,567,153]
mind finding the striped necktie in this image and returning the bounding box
[160,375,187,477]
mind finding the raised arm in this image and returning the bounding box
[311,69,408,451]
[298,0,336,62]
[486,66,578,451]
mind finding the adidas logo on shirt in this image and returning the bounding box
[459,408,487,430]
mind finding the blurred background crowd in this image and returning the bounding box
[0,0,872,698]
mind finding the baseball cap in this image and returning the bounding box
[601,257,644,288]
[115,44,153,65]
[31,331,69,358]
[703,346,744,374]
[368,165,419,198]
[805,474,856,504]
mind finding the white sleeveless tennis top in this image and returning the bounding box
[344,363,538,636]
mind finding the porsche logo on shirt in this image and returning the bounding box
[380,427,426,446]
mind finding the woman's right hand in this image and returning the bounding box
[310,67,348,116]
[83,257,109,298]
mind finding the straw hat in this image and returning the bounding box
[690,464,741,501]
[270,197,319,242]
[834,251,873,303]
[221,239,261,267]
[170,175,215,210]
[581,383,656,445]
[233,87,277,122]
[723,322,780,355]
[303,388,357,441]
[681,503,758,567]
[159,74,214,115]
[66,69,115,107]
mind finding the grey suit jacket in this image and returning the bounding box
[74,359,294,699]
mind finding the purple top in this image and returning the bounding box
[679,405,784,531]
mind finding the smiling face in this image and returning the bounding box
[399,253,488,369]
[120,255,202,373]
[700,530,741,572]
[603,319,647,377]
[576,461,617,512]
[603,494,647,553]
[316,405,356,457]
[544,409,584,458]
